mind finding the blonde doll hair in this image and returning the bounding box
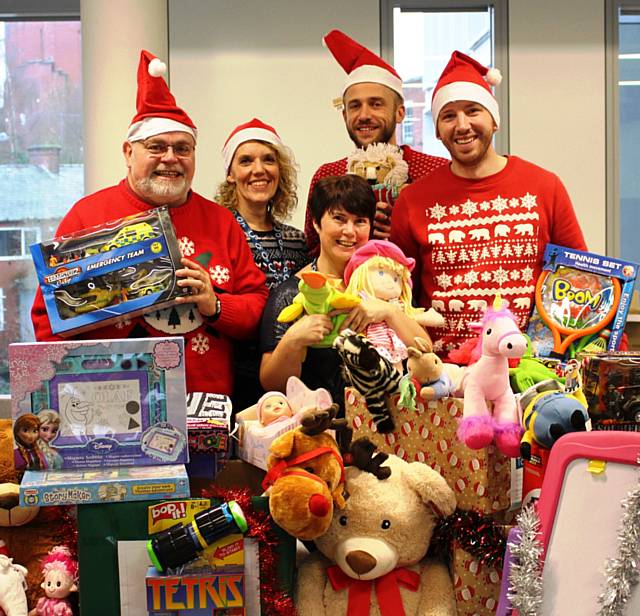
[345,255,424,319]
[38,409,61,428]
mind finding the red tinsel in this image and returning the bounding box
[431,509,506,569]
[202,486,298,616]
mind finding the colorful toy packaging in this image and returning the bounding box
[581,352,640,430]
[10,337,188,470]
[19,464,189,507]
[146,498,247,615]
[31,207,189,336]
[187,393,232,454]
[527,244,638,360]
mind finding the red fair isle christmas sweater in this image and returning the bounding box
[391,156,587,355]
[31,180,268,394]
[304,145,448,256]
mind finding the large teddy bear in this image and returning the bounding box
[296,440,457,616]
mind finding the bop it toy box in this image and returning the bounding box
[146,498,245,615]
[19,464,189,507]
[527,244,638,360]
[10,337,188,470]
[31,206,189,336]
[146,568,244,615]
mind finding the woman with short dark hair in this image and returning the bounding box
[259,174,427,410]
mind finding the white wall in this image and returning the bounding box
[165,1,606,248]
[509,0,606,253]
[169,0,379,231]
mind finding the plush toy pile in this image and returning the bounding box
[296,438,458,615]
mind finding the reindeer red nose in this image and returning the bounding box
[308,493,330,517]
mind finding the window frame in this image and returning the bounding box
[605,0,640,257]
[380,0,509,155]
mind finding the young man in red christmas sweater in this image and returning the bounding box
[31,50,268,395]
[304,29,448,256]
[391,51,587,355]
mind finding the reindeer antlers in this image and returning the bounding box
[348,438,391,480]
[300,403,348,436]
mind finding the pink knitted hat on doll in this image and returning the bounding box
[127,50,197,143]
[344,239,415,286]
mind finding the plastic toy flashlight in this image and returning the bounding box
[147,500,248,572]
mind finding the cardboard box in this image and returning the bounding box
[19,464,189,506]
[345,388,511,513]
[235,405,301,471]
[31,207,189,336]
[10,337,189,469]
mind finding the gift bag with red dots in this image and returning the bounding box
[345,388,511,513]
[453,542,506,616]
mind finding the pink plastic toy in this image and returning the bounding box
[457,295,527,457]
[30,546,78,616]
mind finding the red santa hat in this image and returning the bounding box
[222,118,283,173]
[0,539,8,557]
[431,51,502,128]
[126,50,197,143]
[323,29,403,99]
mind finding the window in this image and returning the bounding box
[402,104,415,145]
[0,3,83,393]
[381,0,508,156]
[0,227,41,259]
[607,2,640,262]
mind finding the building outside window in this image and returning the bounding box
[0,18,83,393]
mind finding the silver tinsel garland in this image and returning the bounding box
[597,482,640,616]
[507,504,544,616]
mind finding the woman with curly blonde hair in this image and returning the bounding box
[217,118,309,290]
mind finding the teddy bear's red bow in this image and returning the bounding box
[326,565,420,616]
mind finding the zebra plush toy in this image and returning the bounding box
[333,329,402,433]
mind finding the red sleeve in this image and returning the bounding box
[549,175,587,251]
[304,167,323,258]
[213,219,268,340]
[390,187,423,294]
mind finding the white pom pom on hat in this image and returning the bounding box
[485,67,502,86]
[148,57,166,78]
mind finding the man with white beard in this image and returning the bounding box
[31,50,267,396]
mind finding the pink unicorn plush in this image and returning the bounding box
[457,295,527,457]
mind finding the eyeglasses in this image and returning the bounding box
[141,141,195,158]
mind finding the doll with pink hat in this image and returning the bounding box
[344,240,444,368]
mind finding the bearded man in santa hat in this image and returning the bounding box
[31,51,267,395]
[390,51,587,355]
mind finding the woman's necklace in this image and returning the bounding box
[233,210,290,286]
